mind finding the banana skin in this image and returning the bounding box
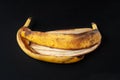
[16,17,102,64]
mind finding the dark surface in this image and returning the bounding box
[1,1,120,80]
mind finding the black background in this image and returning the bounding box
[1,0,120,80]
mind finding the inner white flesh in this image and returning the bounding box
[30,43,99,56]
[46,28,92,34]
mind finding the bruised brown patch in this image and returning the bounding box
[25,30,32,36]
[22,28,32,36]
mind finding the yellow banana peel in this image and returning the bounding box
[16,17,102,64]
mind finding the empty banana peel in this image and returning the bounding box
[16,17,102,64]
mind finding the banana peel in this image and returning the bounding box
[16,17,102,64]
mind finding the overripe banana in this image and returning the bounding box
[16,17,102,64]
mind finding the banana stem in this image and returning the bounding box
[92,22,98,30]
[23,17,32,27]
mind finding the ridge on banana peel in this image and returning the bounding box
[16,17,102,64]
